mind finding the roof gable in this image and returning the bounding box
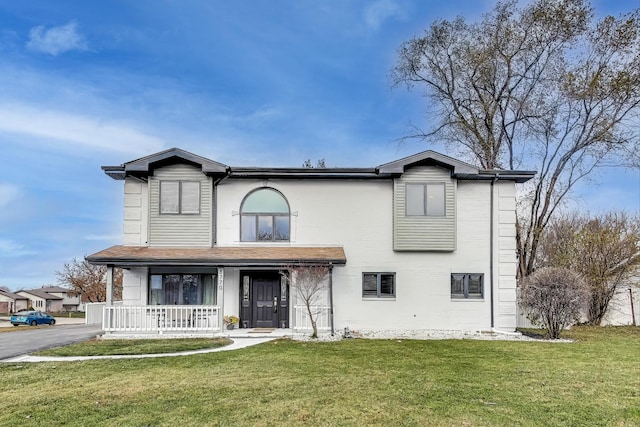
[17,290,63,300]
[0,288,28,300]
[103,148,228,180]
[102,147,535,183]
[377,150,479,175]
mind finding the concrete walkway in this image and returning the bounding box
[1,337,277,363]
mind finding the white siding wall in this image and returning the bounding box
[222,268,240,319]
[122,268,148,305]
[496,182,518,330]
[123,178,148,246]
[215,177,501,332]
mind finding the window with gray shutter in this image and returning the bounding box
[405,182,445,217]
[160,181,200,215]
[451,274,484,299]
[362,272,396,298]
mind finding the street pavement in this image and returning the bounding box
[0,316,276,362]
[0,321,103,361]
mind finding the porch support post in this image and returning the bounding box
[329,264,335,336]
[217,267,224,332]
[105,264,114,306]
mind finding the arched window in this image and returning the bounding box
[240,188,290,241]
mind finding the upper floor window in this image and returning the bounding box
[406,183,445,216]
[240,188,290,241]
[160,181,200,214]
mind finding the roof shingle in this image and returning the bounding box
[86,245,347,266]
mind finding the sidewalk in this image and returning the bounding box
[2,336,277,363]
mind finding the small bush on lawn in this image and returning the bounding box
[519,267,588,339]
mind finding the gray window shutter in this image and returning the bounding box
[160,181,179,214]
[181,181,200,214]
[406,183,425,216]
[426,183,445,216]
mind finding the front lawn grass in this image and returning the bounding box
[34,338,232,356]
[0,326,638,426]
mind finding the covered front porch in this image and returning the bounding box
[86,245,345,336]
[99,303,332,335]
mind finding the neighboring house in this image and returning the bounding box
[0,287,28,313]
[38,286,83,312]
[16,290,63,313]
[87,148,534,335]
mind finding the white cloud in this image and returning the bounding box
[0,184,19,209]
[26,21,88,56]
[364,0,403,30]
[0,103,166,155]
[0,239,37,257]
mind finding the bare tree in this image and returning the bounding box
[393,0,640,278]
[302,159,327,168]
[539,212,640,325]
[56,258,123,303]
[519,267,588,338]
[284,265,330,339]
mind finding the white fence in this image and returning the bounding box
[90,303,329,333]
[516,288,543,328]
[294,305,331,332]
[103,305,220,333]
[85,302,122,325]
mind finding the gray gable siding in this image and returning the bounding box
[393,166,456,251]
[149,164,212,246]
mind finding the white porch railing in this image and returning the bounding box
[294,305,331,332]
[103,305,220,333]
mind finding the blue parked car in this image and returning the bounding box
[10,311,56,326]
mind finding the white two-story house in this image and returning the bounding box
[87,148,534,335]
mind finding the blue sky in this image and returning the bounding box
[0,0,638,291]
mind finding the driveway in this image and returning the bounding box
[0,322,103,361]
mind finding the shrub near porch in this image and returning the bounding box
[0,326,638,426]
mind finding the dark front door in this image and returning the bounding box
[252,276,280,328]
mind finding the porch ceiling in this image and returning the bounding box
[86,245,347,267]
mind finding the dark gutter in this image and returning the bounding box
[86,258,347,267]
[102,166,126,180]
[227,167,390,180]
[455,171,536,183]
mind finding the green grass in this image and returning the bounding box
[0,326,638,426]
[34,338,232,356]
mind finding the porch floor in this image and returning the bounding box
[219,328,294,339]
